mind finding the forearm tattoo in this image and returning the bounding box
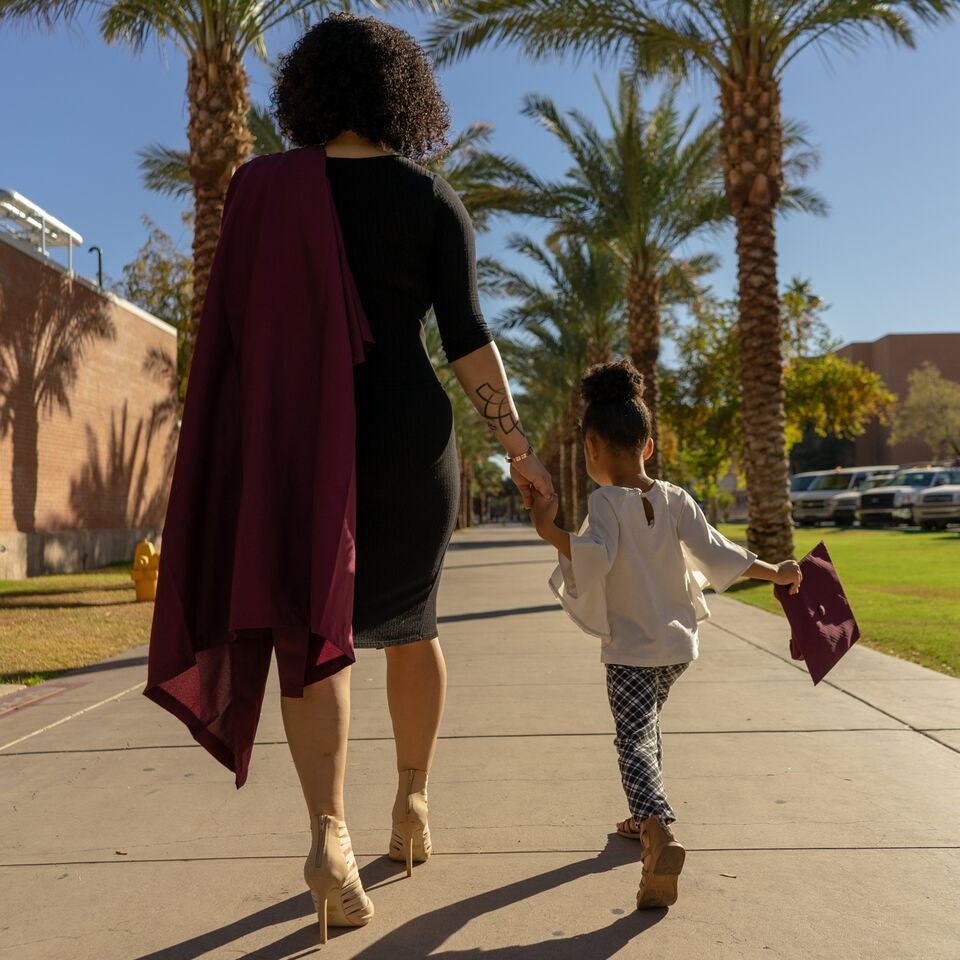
[475,382,526,437]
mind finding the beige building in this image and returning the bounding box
[836,332,960,466]
[0,199,178,578]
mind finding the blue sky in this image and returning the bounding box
[2,7,958,350]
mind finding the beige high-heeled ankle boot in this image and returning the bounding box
[388,768,432,876]
[304,814,374,943]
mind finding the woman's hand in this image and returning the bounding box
[510,453,555,509]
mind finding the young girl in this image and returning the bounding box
[530,359,801,911]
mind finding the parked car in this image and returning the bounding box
[831,474,895,527]
[858,468,960,527]
[913,480,960,531]
[790,470,831,512]
[792,466,897,526]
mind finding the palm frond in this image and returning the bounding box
[137,143,192,199]
[248,102,288,154]
[0,0,95,29]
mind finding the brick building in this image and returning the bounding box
[0,227,178,578]
[836,332,960,466]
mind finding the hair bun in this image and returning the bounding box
[581,359,645,406]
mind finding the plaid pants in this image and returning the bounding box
[605,662,689,825]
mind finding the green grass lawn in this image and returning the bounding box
[719,524,960,678]
[0,564,152,685]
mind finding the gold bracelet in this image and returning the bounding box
[506,445,534,464]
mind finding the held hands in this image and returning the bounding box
[530,490,559,532]
[774,560,803,596]
[510,452,555,509]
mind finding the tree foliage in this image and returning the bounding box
[659,297,740,510]
[112,217,192,403]
[891,363,960,457]
[785,354,893,449]
[777,279,893,448]
[660,280,895,498]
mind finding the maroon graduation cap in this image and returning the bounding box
[774,541,860,685]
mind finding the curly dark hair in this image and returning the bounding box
[580,359,652,452]
[272,13,450,161]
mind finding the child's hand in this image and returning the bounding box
[775,560,802,595]
[530,492,559,533]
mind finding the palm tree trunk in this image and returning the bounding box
[567,433,579,528]
[460,459,473,528]
[720,76,794,560]
[626,269,661,478]
[560,400,583,528]
[540,427,562,526]
[186,46,254,365]
[587,341,613,366]
[565,384,588,528]
[575,437,589,527]
[558,437,570,531]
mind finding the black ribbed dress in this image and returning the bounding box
[324,154,492,648]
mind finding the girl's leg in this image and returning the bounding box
[384,637,447,771]
[281,667,352,818]
[606,664,677,825]
[654,663,689,771]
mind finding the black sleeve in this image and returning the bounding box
[429,174,494,362]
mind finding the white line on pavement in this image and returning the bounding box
[0,681,146,754]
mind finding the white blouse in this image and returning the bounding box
[548,481,757,667]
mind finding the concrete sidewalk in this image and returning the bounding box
[1,525,958,960]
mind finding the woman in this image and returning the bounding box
[146,12,554,944]
[276,17,556,938]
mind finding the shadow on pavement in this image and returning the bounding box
[131,890,316,960]
[0,596,135,610]
[448,539,540,551]
[65,654,149,676]
[439,604,560,624]
[134,838,664,960]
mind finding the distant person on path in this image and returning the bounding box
[530,360,800,910]
[145,13,554,944]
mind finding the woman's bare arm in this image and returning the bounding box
[450,342,555,504]
[451,342,528,456]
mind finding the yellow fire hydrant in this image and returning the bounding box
[131,539,160,602]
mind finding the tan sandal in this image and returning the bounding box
[636,816,685,910]
[616,816,645,841]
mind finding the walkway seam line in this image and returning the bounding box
[710,619,960,756]
[3,845,958,867]
[0,681,145,753]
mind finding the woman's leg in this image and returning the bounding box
[385,637,447,771]
[281,667,352,819]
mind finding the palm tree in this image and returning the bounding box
[1,2,436,365]
[492,234,626,527]
[476,77,725,478]
[425,0,957,557]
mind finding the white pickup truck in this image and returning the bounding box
[858,468,960,527]
[912,477,960,531]
[830,473,895,527]
[791,466,897,527]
